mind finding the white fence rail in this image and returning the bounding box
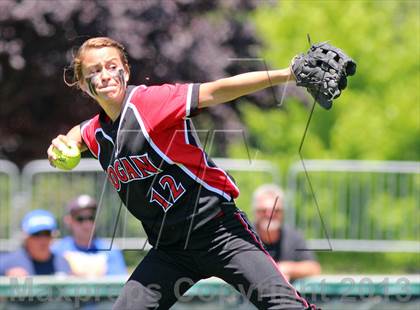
[0,158,279,251]
[287,160,420,252]
[0,159,419,252]
[0,160,19,240]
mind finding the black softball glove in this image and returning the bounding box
[291,42,357,109]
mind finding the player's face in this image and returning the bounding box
[80,47,129,104]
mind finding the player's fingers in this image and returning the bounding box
[51,135,69,152]
[47,144,57,159]
[47,144,57,166]
[57,134,71,146]
[58,134,70,144]
[48,134,68,162]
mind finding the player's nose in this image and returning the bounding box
[100,68,112,81]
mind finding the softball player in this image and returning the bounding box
[48,37,316,310]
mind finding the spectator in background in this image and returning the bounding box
[52,194,127,277]
[252,184,321,281]
[0,209,70,276]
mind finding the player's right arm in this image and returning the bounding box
[47,125,87,165]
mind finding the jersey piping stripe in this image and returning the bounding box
[234,212,310,308]
[185,119,201,148]
[202,154,239,194]
[94,128,114,163]
[186,84,193,117]
[115,86,138,157]
[184,119,240,195]
[184,120,190,145]
[81,117,99,158]
[125,102,233,201]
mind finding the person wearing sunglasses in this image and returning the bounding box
[252,184,321,282]
[51,194,127,277]
[0,209,70,276]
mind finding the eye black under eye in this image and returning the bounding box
[88,70,100,76]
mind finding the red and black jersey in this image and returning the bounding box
[80,84,239,247]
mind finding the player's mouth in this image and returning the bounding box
[97,85,119,93]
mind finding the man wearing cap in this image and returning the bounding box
[0,210,71,276]
[52,195,127,277]
[252,184,321,281]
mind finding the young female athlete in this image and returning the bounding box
[47,37,316,310]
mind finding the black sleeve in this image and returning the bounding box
[189,83,201,117]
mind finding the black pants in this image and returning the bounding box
[113,209,314,310]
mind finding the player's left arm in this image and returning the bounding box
[198,67,294,108]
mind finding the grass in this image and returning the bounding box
[317,252,420,274]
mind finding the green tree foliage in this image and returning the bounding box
[242,1,420,273]
[246,0,419,162]
[0,0,260,166]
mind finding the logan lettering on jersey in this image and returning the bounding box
[107,154,162,191]
[130,155,162,178]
